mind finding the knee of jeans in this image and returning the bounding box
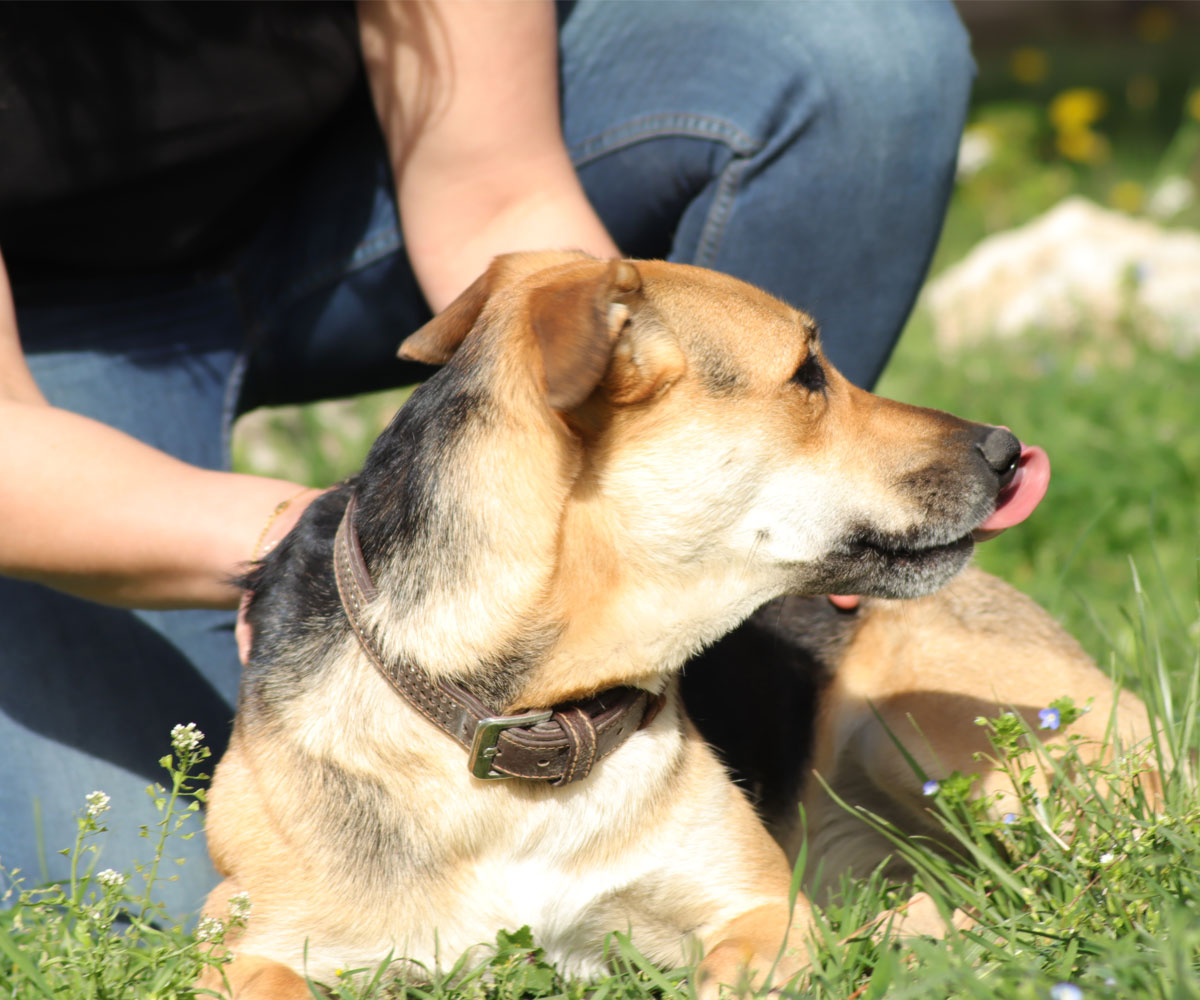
[819,2,973,154]
[759,1,974,166]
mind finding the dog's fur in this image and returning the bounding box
[199,253,1152,998]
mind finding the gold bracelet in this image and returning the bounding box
[252,488,312,562]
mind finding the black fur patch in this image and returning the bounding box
[238,487,353,720]
[682,595,861,830]
[790,354,827,394]
[239,357,550,722]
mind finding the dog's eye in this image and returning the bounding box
[790,354,826,393]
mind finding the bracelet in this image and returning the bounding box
[252,488,312,562]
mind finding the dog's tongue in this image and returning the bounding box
[973,443,1050,541]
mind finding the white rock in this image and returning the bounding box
[926,197,1200,355]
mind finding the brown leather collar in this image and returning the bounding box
[332,493,663,785]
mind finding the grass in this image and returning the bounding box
[7,28,1200,1000]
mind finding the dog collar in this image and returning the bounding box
[332,493,663,785]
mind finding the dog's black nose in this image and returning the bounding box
[977,426,1021,487]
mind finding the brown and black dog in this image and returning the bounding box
[199,253,1150,997]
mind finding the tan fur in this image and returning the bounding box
[200,253,1145,997]
[794,566,1155,883]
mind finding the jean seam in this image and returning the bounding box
[266,226,403,324]
[569,112,761,167]
[284,227,402,308]
[694,154,751,270]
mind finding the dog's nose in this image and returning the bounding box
[976,426,1021,487]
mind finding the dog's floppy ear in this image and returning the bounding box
[396,268,494,365]
[528,259,643,411]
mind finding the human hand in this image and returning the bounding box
[235,487,327,664]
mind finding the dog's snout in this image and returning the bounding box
[976,426,1021,486]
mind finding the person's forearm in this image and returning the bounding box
[0,399,310,609]
[358,0,619,312]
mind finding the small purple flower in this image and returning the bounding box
[1002,813,1018,825]
[1038,707,1061,730]
[1049,983,1083,1000]
[922,780,939,796]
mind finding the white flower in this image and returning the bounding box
[95,869,125,889]
[956,127,994,180]
[1099,852,1115,864]
[227,891,252,921]
[1049,983,1083,1000]
[196,916,225,942]
[85,791,111,818]
[1147,176,1194,219]
[170,723,205,754]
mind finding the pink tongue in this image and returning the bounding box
[974,444,1050,540]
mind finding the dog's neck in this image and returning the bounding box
[351,375,783,712]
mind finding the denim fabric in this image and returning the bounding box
[2,1,972,915]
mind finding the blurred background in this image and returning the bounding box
[233,0,1200,687]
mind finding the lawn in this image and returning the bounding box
[5,20,1200,1000]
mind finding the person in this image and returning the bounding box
[0,1,973,914]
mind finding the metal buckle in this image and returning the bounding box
[467,710,553,779]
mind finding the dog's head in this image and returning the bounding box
[352,251,1045,698]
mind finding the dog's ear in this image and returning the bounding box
[397,267,494,365]
[603,310,686,406]
[528,259,643,411]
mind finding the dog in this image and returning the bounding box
[198,251,1148,997]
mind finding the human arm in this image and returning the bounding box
[357,0,620,312]
[0,249,315,609]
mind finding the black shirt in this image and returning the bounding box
[0,1,363,281]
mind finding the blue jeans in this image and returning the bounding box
[2,1,971,915]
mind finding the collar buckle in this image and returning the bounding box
[468,711,554,779]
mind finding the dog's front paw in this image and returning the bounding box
[868,891,977,944]
[696,903,810,1000]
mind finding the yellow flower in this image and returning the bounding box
[1049,88,1108,131]
[1110,181,1145,214]
[1126,74,1158,111]
[1056,128,1109,165]
[1135,5,1174,43]
[1188,89,1200,123]
[1010,47,1049,85]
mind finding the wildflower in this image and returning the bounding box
[95,869,125,889]
[1099,852,1116,864]
[1109,181,1144,215]
[85,790,111,818]
[1147,176,1194,219]
[1002,813,1018,825]
[1055,128,1108,165]
[956,128,994,181]
[1049,89,1107,132]
[1009,47,1048,85]
[1038,707,1061,730]
[196,916,225,942]
[171,722,205,754]
[922,780,939,797]
[1049,983,1084,1000]
[1126,74,1158,111]
[228,891,252,921]
[1135,4,1174,43]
